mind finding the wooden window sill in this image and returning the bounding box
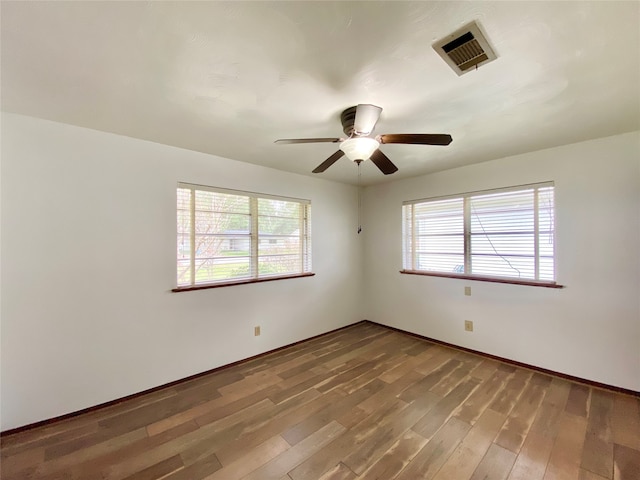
[172,272,315,292]
[400,269,564,288]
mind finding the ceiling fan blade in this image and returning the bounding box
[312,150,345,173]
[378,133,453,146]
[353,104,383,135]
[275,138,341,144]
[369,149,398,175]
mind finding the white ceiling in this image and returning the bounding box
[1,1,639,186]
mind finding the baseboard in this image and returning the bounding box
[1,320,367,436]
[365,320,640,398]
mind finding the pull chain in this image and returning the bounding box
[357,160,362,234]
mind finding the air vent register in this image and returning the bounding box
[433,21,497,75]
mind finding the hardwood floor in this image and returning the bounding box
[1,322,639,480]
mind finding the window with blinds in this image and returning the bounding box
[403,183,555,282]
[177,183,311,287]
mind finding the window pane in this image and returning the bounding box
[177,259,191,286]
[417,254,465,273]
[470,189,537,280]
[195,190,249,213]
[258,254,301,276]
[539,237,554,257]
[194,235,251,259]
[259,237,300,255]
[402,205,414,269]
[416,234,464,255]
[177,188,191,209]
[177,209,191,235]
[538,187,555,281]
[177,188,192,285]
[195,212,250,235]
[415,198,463,235]
[471,255,535,279]
[177,234,190,259]
[470,190,534,233]
[258,216,299,235]
[412,198,463,273]
[539,256,555,281]
[194,258,251,283]
[471,233,534,256]
[224,237,250,256]
[258,199,304,277]
[258,198,300,217]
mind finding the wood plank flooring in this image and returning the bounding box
[1,322,639,480]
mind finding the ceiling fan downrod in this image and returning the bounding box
[356,160,363,234]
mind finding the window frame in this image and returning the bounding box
[173,182,313,291]
[401,182,562,288]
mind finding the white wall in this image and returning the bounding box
[363,131,640,392]
[0,113,364,430]
[2,115,638,431]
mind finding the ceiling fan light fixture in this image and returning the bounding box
[339,137,380,162]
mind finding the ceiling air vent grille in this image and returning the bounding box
[433,21,497,76]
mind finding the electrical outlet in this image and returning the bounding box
[465,320,473,332]
[254,326,261,336]
[464,286,471,296]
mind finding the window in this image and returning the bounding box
[176,183,311,288]
[402,182,555,283]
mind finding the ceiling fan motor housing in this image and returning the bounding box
[340,106,358,136]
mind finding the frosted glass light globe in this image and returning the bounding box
[339,137,380,161]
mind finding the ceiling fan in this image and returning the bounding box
[275,104,453,175]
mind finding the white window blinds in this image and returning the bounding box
[177,183,311,287]
[403,183,555,282]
